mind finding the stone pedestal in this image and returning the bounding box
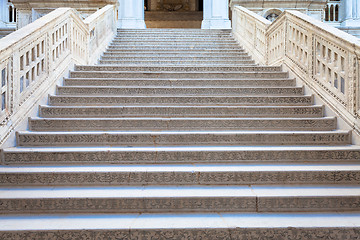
[118,0,146,29]
[201,0,231,29]
[341,0,360,27]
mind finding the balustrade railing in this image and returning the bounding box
[233,6,360,135]
[0,5,116,146]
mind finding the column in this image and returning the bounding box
[0,0,7,27]
[201,0,231,29]
[341,0,360,27]
[118,0,146,29]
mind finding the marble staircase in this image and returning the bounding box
[1,29,360,239]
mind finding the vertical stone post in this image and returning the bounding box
[201,0,231,29]
[0,0,7,27]
[341,0,360,27]
[118,0,146,29]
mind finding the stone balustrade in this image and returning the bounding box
[233,6,360,135]
[0,5,116,146]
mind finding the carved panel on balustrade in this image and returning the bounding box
[313,35,348,107]
[286,21,310,74]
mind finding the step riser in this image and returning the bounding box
[63,78,296,87]
[56,87,304,96]
[4,149,360,165]
[103,51,247,55]
[39,106,324,118]
[49,96,313,106]
[100,56,252,60]
[1,228,360,240]
[18,132,346,147]
[75,66,282,72]
[63,79,295,87]
[1,170,358,186]
[110,40,238,44]
[31,118,334,131]
[69,72,289,79]
[1,196,359,214]
[107,46,243,50]
[99,60,256,65]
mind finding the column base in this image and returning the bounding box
[341,19,360,28]
[201,19,231,29]
[117,19,146,29]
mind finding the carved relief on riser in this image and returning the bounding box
[28,118,337,132]
[74,66,282,72]
[0,196,360,214]
[3,149,360,165]
[56,86,304,96]
[49,96,313,106]
[16,131,350,147]
[69,72,289,79]
[63,78,295,87]
[1,170,359,186]
[39,106,324,118]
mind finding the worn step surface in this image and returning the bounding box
[63,78,295,87]
[2,163,360,186]
[1,186,360,214]
[56,86,303,96]
[1,213,360,239]
[3,146,360,165]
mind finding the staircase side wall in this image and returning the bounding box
[232,6,360,142]
[0,5,116,148]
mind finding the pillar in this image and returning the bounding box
[0,0,7,27]
[118,0,146,29]
[201,0,231,29]
[341,0,360,27]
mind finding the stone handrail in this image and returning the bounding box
[0,5,116,146]
[232,6,271,65]
[232,6,360,135]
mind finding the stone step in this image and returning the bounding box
[103,49,247,54]
[111,39,238,44]
[109,42,239,47]
[1,213,360,238]
[28,117,336,132]
[18,130,345,147]
[1,163,359,186]
[56,86,304,96]
[69,71,289,79]
[39,105,324,118]
[48,95,313,106]
[1,186,360,214]
[98,59,256,65]
[113,36,235,41]
[3,146,360,165]
[107,45,243,50]
[63,78,296,87]
[75,65,282,73]
[100,55,252,61]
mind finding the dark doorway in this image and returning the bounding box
[198,0,203,11]
[144,0,149,11]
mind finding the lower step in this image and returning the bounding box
[17,130,348,147]
[3,146,360,165]
[48,95,313,106]
[1,164,360,186]
[39,105,325,118]
[27,117,337,131]
[1,213,359,239]
[1,186,360,214]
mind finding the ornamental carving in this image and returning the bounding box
[157,0,190,11]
